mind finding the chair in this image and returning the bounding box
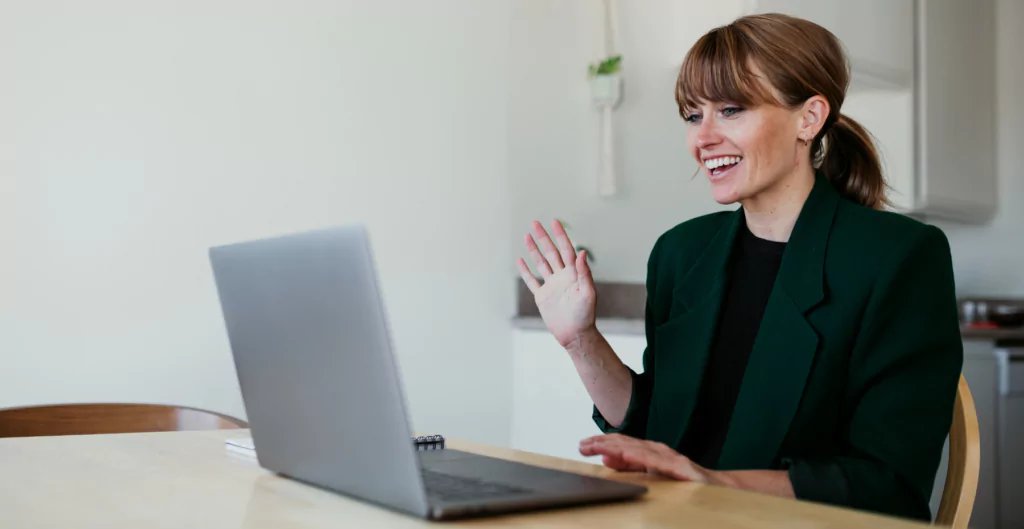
[0,403,247,438]
[935,375,980,528]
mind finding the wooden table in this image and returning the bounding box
[0,430,933,528]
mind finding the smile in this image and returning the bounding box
[704,156,743,179]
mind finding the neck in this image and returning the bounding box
[740,166,815,243]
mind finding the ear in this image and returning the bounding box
[798,95,830,141]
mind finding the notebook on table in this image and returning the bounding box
[226,434,446,457]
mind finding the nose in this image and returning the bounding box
[694,122,723,151]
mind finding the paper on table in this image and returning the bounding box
[225,437,256,458]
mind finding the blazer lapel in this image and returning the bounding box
[646,210,743,449]
[715,173,840,470]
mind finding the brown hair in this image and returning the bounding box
[675,14,888,209]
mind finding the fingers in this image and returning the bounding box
[531,221,566,271]
[578,434,633,457]
[550,219,577,268]
[516,258,541,294]
[576,251,594,291]
[524,234,554,278]
[617,446,704,482]
[602,454,646,472]
[580,435,702,481]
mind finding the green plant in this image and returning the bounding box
[575,245,595,263]
[587,55,623,78]
[558,221,595,263]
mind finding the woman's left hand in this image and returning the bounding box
[579,433,713,482]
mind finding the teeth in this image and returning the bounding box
[704,156,742,170]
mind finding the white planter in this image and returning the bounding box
[589,73,623,109]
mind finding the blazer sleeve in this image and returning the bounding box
[591,236,664,438]
[785,225,964,521]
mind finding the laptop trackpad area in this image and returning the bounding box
[418,450,604,493]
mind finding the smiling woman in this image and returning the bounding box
[675,14,887,217]
[516,13,962,523]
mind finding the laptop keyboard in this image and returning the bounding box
[422,469,533,502]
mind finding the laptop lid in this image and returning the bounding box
[209,225,430,518]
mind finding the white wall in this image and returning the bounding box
[933,0,1024,297]
[508,0,741,282]
[0,0,514,446]
[509,0,1024,296]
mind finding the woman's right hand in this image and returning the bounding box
[516,220,597,349]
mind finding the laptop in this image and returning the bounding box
[208,224,647,520]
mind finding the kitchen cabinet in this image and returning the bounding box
[510,327,645,462]
[745,0,913,90]
[743,0,997,223]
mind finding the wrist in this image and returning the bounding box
[703,468,732,488]
[562,325,601,355]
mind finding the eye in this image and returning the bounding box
[682,112,702,124]
[721,106,744,117]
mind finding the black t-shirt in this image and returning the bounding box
[678,220,787,469]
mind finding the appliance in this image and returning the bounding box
[996,346,1024,529]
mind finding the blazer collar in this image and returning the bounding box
[773,170,840,313]
[674,171,839,314]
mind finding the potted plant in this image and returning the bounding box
[559,221,595,264]
[588,55,623,109]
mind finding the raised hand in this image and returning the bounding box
[516,220,597,349]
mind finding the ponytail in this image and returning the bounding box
[814,113,889,210]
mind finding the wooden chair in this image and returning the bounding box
[935,375,981,528]
[0,403,247,438]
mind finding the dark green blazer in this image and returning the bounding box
[594,172,963,521]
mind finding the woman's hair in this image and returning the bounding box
[675,14,888,209]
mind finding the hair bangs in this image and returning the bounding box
[675,27,777,115]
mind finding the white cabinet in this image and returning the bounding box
[747,0,914,90]
[510,328,646,462]
[744,0,997,223]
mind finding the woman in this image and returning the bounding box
[515,13,962,522]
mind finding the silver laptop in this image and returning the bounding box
[208,224,646,520]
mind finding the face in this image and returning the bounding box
[683,100,810,206]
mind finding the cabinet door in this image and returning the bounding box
[747,0,914,89]
[510,329,645,462]
[842,90,916,212]
[917,0,997,222]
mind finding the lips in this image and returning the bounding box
[703,155,743,179]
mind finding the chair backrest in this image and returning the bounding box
[935,375,981,528]
[0,403,247,438]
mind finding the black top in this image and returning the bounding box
[678,220,787,469]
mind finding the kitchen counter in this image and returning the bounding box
[960,326,1024,344]
[515,282,1024,343]
[512,316,644,336]
[513,315,1023,343]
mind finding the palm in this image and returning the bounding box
[516,220,597,348]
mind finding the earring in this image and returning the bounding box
[801,136,811,146]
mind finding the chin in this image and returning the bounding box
[709,178,746,205]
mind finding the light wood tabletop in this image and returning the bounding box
[0,429,934,528]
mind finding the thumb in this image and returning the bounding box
[576,251,595,289]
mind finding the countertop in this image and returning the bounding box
[513,315,1023,342]
[514,281,1024,343]
[512,316,645,336]
[960,326,1024,344]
